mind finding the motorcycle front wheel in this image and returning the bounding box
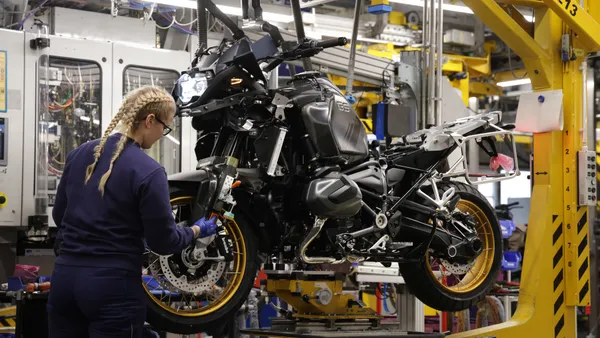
[400,182,502,312]
[142,189,259,335]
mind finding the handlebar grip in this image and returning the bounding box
[316,37,348,49]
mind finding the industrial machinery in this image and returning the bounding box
[111,42,191,175]
[0,10,194,230]
[43,57,102,206]
[0,0,596,336]
[137,2,519,335]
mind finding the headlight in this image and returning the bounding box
[177,73,208,104]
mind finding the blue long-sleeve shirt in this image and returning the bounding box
[53,133,194,272]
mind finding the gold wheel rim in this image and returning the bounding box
[142,196,247,317]
[426,200,495,294]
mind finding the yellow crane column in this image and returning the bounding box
[451,0,595,337]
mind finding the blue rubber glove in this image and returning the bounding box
[193,216,218,238]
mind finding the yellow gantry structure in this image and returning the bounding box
[451,0,594,337]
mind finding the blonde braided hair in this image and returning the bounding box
[85,86,175,196]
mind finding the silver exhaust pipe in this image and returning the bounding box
[297,218,345,264]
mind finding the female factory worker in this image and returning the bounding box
[47,86,216,338]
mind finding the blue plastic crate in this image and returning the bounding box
[368,4,392,14]
[499,220,516,239]
[7,277,24,291]
[501,251,522,271]
[7,276,52,291]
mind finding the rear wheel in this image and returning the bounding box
[400,182,502,311]
[142,189,259,334]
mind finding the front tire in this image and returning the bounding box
[400,182,502,312]
[143,189,259,335]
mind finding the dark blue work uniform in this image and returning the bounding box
[48,133,195,338]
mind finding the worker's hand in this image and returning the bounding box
[191,216,218,239]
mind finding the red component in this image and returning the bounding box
[441,274,448,331]
[441,311,448,331]
[376,283,382,315]
[490,153,515,172]
[586,306,591,315]
[253,268,267,288]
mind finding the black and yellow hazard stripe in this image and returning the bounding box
[360,118,373,134]
[552,214,566,338]
[0,316,16,327]
[575,207,590,306]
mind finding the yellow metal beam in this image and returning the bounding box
[591,0,600,22]
[449,55,491,77]
[502,4,534,36]
[561,43,591,308]
[495,0,545,8]
[541,0,600,51]
[442,58,464,73]
[450,1,593,338]
[462,0,553,89]
[495,69,528,82]
[470,81,503,96]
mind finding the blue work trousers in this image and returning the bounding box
[47,264,146,338]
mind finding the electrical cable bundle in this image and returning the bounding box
[48,146,64,175]
[48,91,73,112]
[375,283,397,315]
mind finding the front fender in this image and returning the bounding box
[168,169,217,221]
[168,170,209,183]
[168,170,274,253]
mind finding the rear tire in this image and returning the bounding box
[144,189,260,335]
[400,182,502,312]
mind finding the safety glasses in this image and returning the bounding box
[155,118,173,136]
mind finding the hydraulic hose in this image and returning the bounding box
[205,0,245,40]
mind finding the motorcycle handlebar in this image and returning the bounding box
[495,201,520,210]
[316,37,348,49]
[263,37,349,72]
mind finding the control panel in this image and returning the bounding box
[578,150,597,206]
[0,117,6,166]
[0,118,7,210]
[0,29,24,226]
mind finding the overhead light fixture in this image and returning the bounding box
[388,0,535,21]
[141,0,294,23]
[387,0,474,14]
[497,78,531,87]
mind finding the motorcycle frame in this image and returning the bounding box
[440,123,521,185]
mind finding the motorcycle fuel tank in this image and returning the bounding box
[304,174,362,218]
[297,79,369,166]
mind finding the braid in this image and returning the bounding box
[97,108,138,195]
[84,103,130,184]
[96,88,174,196]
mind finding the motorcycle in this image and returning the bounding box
[141,5,518,334]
